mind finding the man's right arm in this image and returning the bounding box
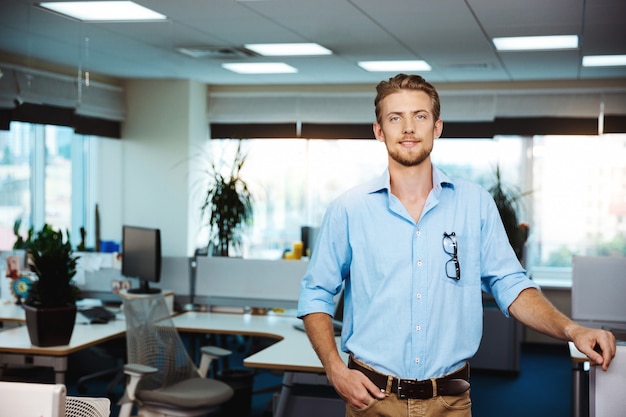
[302,312,384,409]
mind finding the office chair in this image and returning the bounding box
[66,396,111,417]
[118,295,234,417]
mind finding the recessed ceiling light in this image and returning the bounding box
[222,63,298,74]
[38,1,167,21]
[357,60,432,72]
[244,43,332,56]
[582,55,626,67]
[493,35,578,51]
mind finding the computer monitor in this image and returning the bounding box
[122,225,162,294]
[0,381,66,417]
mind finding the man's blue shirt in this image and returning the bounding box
[298,166,538,380]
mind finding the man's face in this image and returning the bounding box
[373,90,442,168]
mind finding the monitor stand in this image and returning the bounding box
[127,279,161,295]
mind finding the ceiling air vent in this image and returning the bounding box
[446,63,492,71]
[176,46,257,59]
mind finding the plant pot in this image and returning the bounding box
[23,304,77,347]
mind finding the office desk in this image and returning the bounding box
[0,314,125,384]
[1,307,345,416]
[174,311,348,417]
[173,311,345,372]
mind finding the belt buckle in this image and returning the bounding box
[397,379,432,399]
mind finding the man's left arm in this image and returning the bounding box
[508,287,616,371]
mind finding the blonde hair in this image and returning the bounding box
[374,74,441,123]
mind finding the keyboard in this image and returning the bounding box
[79,306,116,324]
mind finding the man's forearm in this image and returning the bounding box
[509,287,616,370]
[302,312,346,375]
[508,287,578,340]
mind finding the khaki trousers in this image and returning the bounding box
[345,390,472,417]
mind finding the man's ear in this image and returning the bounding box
[373,122,385,142]
[434,119,443,139]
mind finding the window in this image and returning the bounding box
[0,122,96,250]
[200,139,387,258]
[529,134,626,267]
[206,135,626,286]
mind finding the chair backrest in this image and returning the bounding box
[65,397,111,417]
[122,294,199,391]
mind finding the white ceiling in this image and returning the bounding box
[1,0,625,86]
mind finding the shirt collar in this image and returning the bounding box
[367,165,456,195]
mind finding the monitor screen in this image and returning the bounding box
[122,225,162,294]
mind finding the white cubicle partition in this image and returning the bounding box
[159,256,192,295]
[589,344,626,417]
[572,256,626,330]
[195,257,309,309]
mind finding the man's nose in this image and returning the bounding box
[403,120,415,134]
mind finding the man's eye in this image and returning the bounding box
[416,114,426,120]
[390,116,400,122]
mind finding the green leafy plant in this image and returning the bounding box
[26,224,80,308]
[12,218,33,250]
[200,141,253,256]
[488,166,530,261]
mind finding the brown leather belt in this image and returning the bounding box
[348,357,470,400]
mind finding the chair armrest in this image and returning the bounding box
[201,346,232,357]
[120,363,158,405]
[123,363,158,377]
[198,346,232,377]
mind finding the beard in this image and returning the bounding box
[386,140,433,167]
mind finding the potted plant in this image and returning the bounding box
[488,166,529,263]
[200,141,253,256]
[23,224,81,347]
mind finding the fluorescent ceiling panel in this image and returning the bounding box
[493,35,578,51]
[245,43,332,56]
[358,60,431,72]
[582,55,626,67]
[38,1,166,21]
[222,63,298,74]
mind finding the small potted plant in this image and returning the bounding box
[200,141,253,256]
[23,224,81,347]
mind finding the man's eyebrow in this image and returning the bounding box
[385,109,430,116]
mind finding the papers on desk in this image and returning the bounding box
[76,298,104,308]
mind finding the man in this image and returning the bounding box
[297,74,616,417]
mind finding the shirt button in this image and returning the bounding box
[416,325,421,331]
[416,230,421,236]
[417,260,422,267]
[416,293,422,300]
[415,358,420,364]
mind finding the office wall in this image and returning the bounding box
[97,79,207,257]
